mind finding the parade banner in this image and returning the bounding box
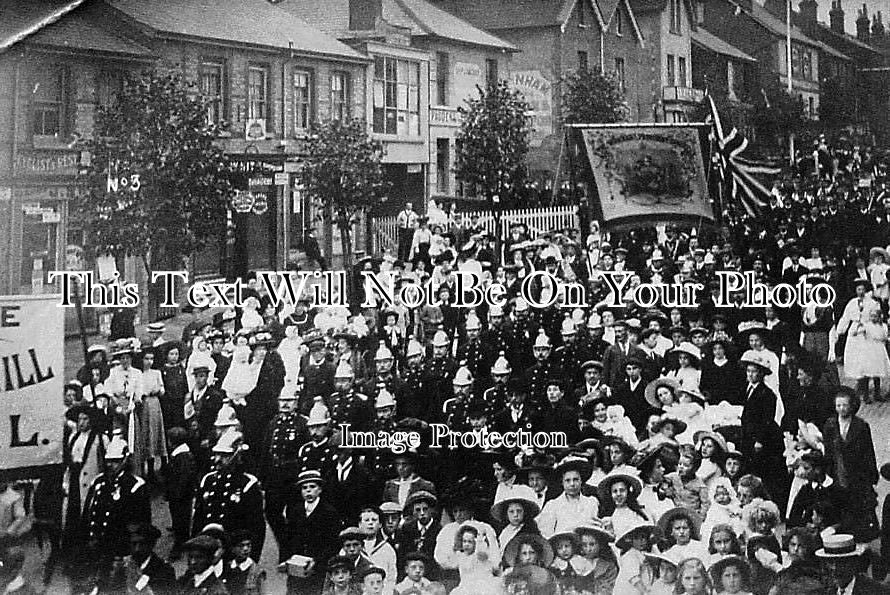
[579,125,713,223]
[0,295,64,470]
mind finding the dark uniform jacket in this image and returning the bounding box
[81,471,151,556]
[192,470,265,556]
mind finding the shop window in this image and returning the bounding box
[373,56,420,136]
[33,67,67,138]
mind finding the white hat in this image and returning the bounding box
[561,317,576,335]
[406,338,424,358]
[492,351,512,375]
[533,329,551,349]
[572,308,586,324]
[376,388,397,409]
[432,330,450,347]
[105,434,130,460]
[334,361,354,379]
[212,428,246,454]
[489,304,504,317]
[374,341,394,361]
[214,403,240,428]
[671,341,701,361]
[651,249,664,261]
[587,312,603,329]
[453,365,474,386]
[306,396,331,426]
[514,297,529,313]
[465,312,482,331]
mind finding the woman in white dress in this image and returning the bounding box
[665,342,701,392]
[138,347,166,480]
[837,279,886,400]
[444,522,502,595]
[597,473,651,541]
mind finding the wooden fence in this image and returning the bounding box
[371,205,580,255]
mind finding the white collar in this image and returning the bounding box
[230,558,254,571]
[170,443,190,457]
[193,566,215,587]
[814,476,835,489]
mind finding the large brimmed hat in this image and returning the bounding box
[815,534,868,558]
[574,522,615,544]
[652,414,687,436]
[553,455,592,482]
[517,454,555,483]
[670,342,701,362]
[693,430,728,453]
[502,533,554,568]
[182,535,221,556]
[737,321,771,345]
[490,485,541,524]
[616,521,658,551]
[645,377,680,409]
[852,278,873,291]
[739,350,773,375]
[598,473,643,503]
[547,530,581,551]
[657,507,702,541]
[870,246,890,261]
[645,551,679,568]
[679,385,707,406]
[602,436,637,460]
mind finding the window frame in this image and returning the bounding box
[578,50,589,71]
[678,56,687,87]
[247,64,270,123]
[666,54,676,87]
[670,0,682,34]
[372,56,421,137]
[485,58,499,88]
[330,71,349,121]
[436,51,450,106]
[616,7,624,36]
[614,57,626,92]
[32,66,67,139]
[292,68,313,133]
[199,59,226,126]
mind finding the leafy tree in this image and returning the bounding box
[752,84,807,149]
[78,71,233,277]
[455,81,531,258]
[301,118,388,279]
[561,68,629,124]
[818,77,857,132]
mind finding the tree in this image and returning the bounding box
[752,84,807,150]
[301,118,388,285]
[78,70,233,278]
[561,68,629,124]
[819,77,858,132]
[455,81,531,259]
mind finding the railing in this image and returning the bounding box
[371,205,580,256]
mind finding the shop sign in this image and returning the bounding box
[14,151,80,176]
[274,173,290,186]
[252,195,269,215]
[231,191,256,213]
[511,70,553,148]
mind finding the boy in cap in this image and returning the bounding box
[283,470,342,593]
[124,523,176,593]
[177,535,227,595]
[395,552,446,595]
[322,555,359,595]
[222,529,266,595]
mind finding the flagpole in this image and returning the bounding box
[787,0,795,165]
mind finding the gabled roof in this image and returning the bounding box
[693,28,756,62]
[26,12,152,57]
[0,0,85,53]
[108,0,367,61]
[730,0,850,60]
[601,0,644,42]
[277,0,514,50]
[432,0,581,30]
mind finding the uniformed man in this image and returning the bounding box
[191,429,265,560]
[421,331,457,422]
[399,339,426,420]
[374,387,398,433]
[328,361,374,432]
[480,304,511,355]
[298,330,336,415]
[577,312,610,364]
[360,342,407,404]
[442,365,474,432]
[491,379,539,435]
[80,434,151,559]
[456,312,493,386]
[522,329,562,410]
[510,298,538,371]
[553,316,582,388]
[263,387,309,560]
[482,352,511,416]
[297,397,337,477]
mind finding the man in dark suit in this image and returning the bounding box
[395,491,441,579]
[299,331,336,415]
[572,360,611,405]
[787,451,847,529]
[327,447,376,526]
[185,366,224,471]
[382,452,436,507]
[612,357,651,432]
[602,321,645,389]
[165,427,197,561]
[491,379,539,435]
[284,470,343,593]
[125,523,176,594]
[538,378,577,436]
[739,352,788,510]
[818,539,890,594]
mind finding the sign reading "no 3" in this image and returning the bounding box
[106,173,142,193]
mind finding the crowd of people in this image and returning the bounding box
[6,140,890,594]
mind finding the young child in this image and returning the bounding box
[705,524,743,568]
[643,552,678,595]
[606,405,640,448]
[394,552,445,595]
[721,446,744,489]
[694,431,726,492]
[614,523,655,595]
[657,509,708,562]
[322,556,358,595]
[221,345,260,406]
[675,558,712,595]
[701,479,745,543]
[358,566,388,595]
[575,524,619,595]
[666,447,710,518]
[709,556,752,595]
[222,530,266,595]
[547,531,594,594]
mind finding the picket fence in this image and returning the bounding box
[371,205,580,255]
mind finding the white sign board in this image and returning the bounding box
[0,295,64,469]
[511,70,553,147]
[453,61,483,105]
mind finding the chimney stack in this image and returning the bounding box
[349,0,383,30]
[857,3,870,42]
[799,1,818,34]
[830,0,845,34]
[873,11,885,39]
